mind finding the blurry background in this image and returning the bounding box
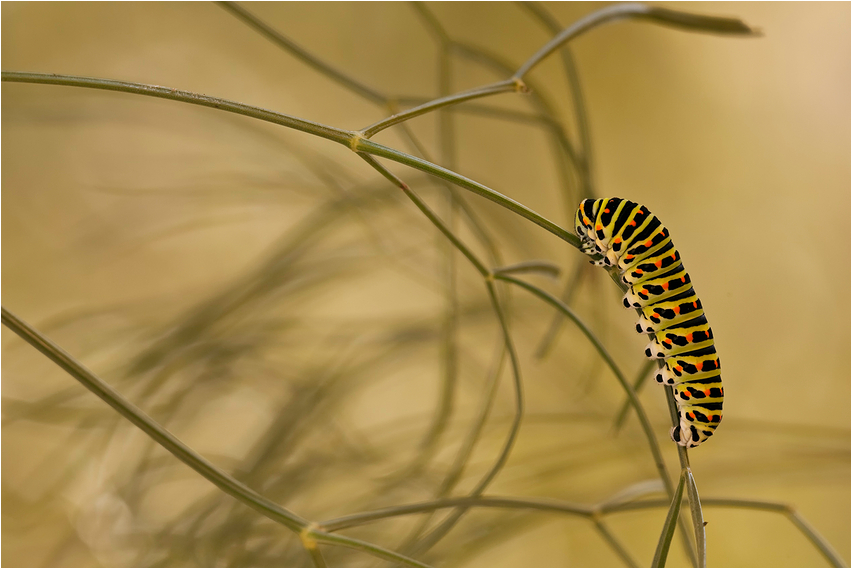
[2,2,849,567]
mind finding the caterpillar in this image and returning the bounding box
[574,197,723,448]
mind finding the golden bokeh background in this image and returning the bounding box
[3,2,849,567]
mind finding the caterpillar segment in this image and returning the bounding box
[634,291,703,333]
[574,197,723,448]
[622,266,692,309]
[654,347,721,385]
[644,320,714,359]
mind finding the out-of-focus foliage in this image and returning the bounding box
[3,2,848,567]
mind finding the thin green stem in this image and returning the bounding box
[320,496,595,532]
[358,153,489,276]
[493,273,671,491]
[353,137,579,246]
[217,1,387,104]
[515,3,757,80]
[358,153,526,556]
[535,258,588,359]
[608,267,699,567]
[652,471,686,567]
[0,306,310,533]
[614,358,656,432]
[305,543,327,568]
[684,470,706,567]
[361,79,522,138]
[308,529,429,568]
[2,72,579,250]
[406,279,525,557]
[1,307,428,568]
[2,71,352,145]
[520,1,595,199]
[783,512,846,568]
[493,260,561,278]
[593,516,639,567]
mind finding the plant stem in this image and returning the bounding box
[514,3,757,80]
[0,306,427,568]
[361,79,522,138]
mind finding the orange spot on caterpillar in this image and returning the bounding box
[663,283,670,290]
[655,260,663,268]
[630,220,637,226]
[692,301,698,308]
[604,208,610,213]
[596,224,602,230]
[704,389,712,397]
[685,333,694,342]
[674,306,681,314]
[675,365,683,372]
[614,237,622,244]
[697,361,704,371]
[645,240,653,247]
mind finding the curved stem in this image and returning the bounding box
[2,71,352,145]
[607,268,699,567]
[320,496,594,532]
[361,79,522,138]
[353,137,579,246]
[493,273,671,490]
[514,3,757,80]
[1,307,308,532]
[359,153,526,556]
[1,307,429,568]
[216,1,387,104]
[2,71,579,250]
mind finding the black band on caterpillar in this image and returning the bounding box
[575,197,723,448]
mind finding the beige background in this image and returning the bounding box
[3,2,849,567]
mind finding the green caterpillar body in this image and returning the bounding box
[574,197,723,448]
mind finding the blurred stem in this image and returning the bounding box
[358,154,526,556]
[493,273,671,489]
[359,154,489,276]
[353,136,580,246]
[2,72,580,248]
[408,279,524,555]
[514,2,757,79]
[0,307,427,569]
[614,358,656,432]
[361,79,523,138]
[520,1,595,200]
[652,471,686,567]
[415,5,461,473]
[606,268,699,567]
[219,0,505,281]
[0,307,308,533]
[610,497,847,567]
[534,257,587,359]
[593,516,639,567]
[216,1,387,104]
[321,496,594,532]
[306,529,428,568]
[493,260,561,278]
